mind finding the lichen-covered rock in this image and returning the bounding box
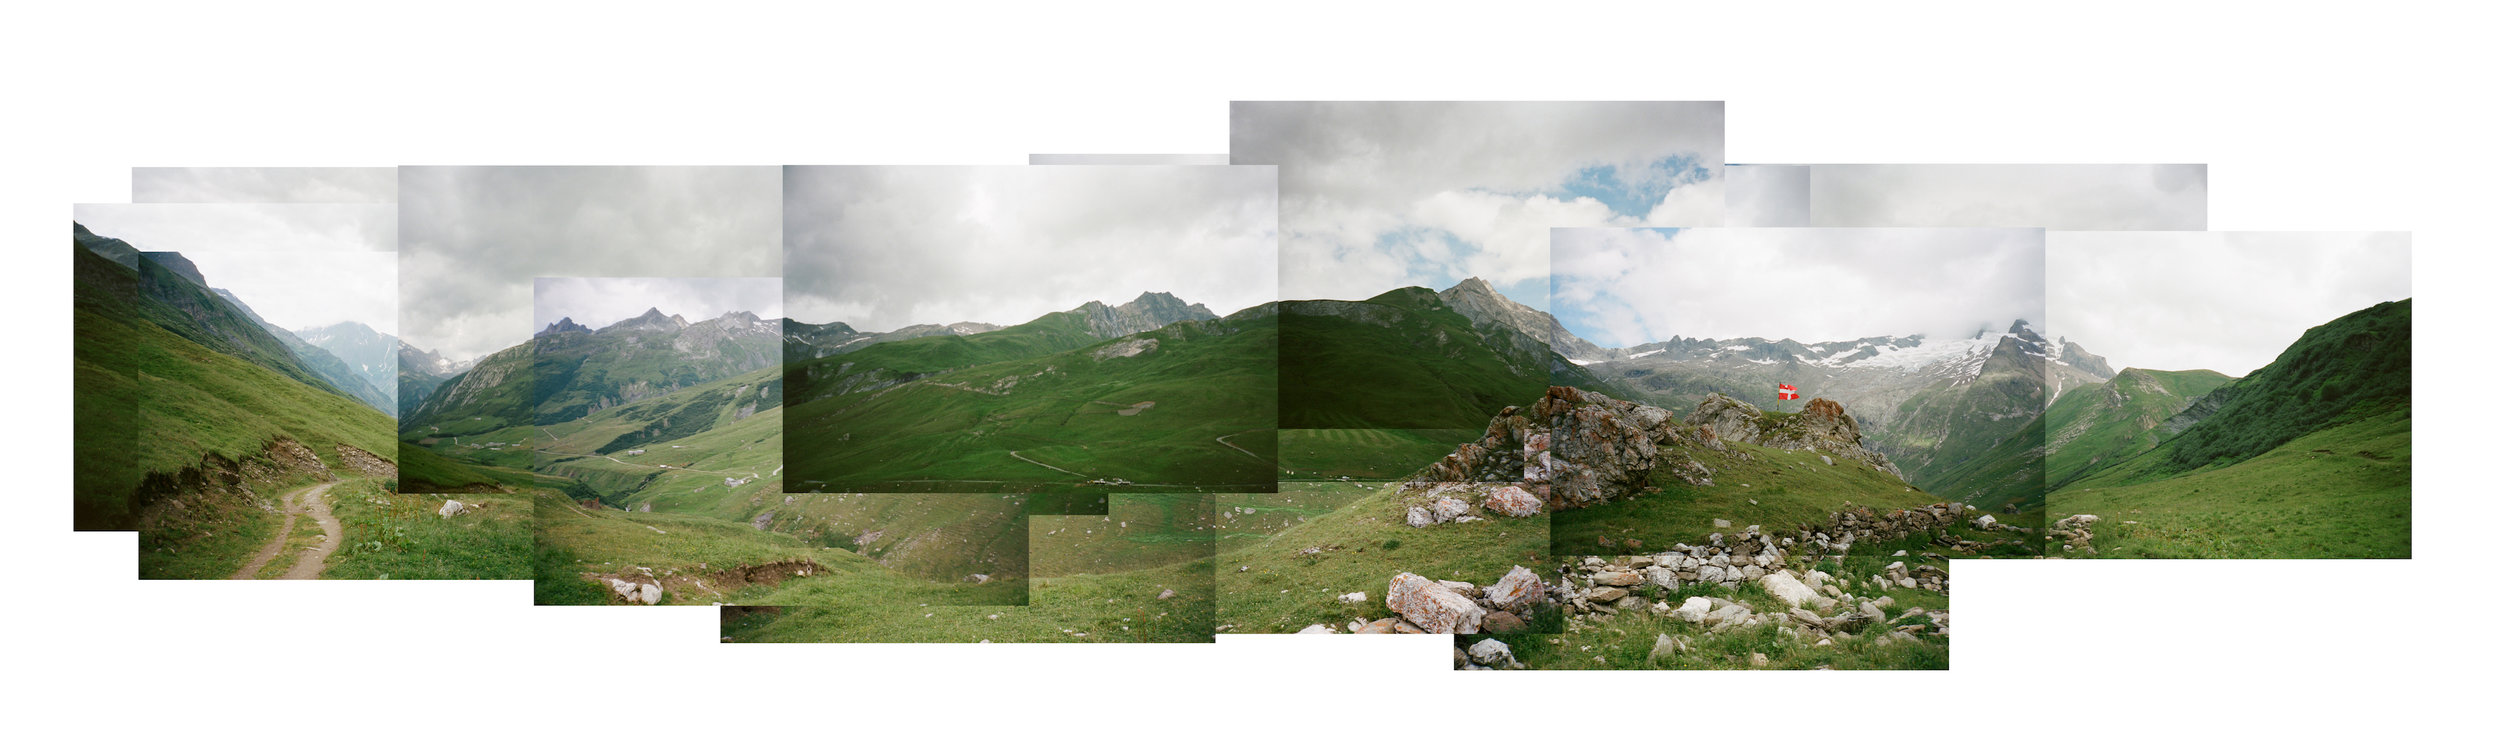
[1387,572,1485,634]
[1482,485,1542,517]
[1482,566,1545,613]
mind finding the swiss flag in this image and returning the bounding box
[1777,383,1799,400]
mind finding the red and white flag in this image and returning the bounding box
[1777,383,1799,400]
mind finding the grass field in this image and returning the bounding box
[1552,441,1944,555]
[325,477,531,579]
[1276,428,1478,480]
[1207,481,1552,634]
[699,493,1221,642]
[2049,407,2410,558]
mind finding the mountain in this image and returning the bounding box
[206,289,395,417]
[2078,299,2411,485]
[783,301,1276,489]
[1280,284,1572,429]
[395,340,468,418]
[1072,291,1218,339]
[2044,367,2235,489]
[2048,300,2412,558]
[72,223,361,405]
[1436,277,1617,362]
[406,308,784,438]
[782,292,1209,363]
[1573,318,2059,510]
[73,224,395,531]
[784,318,1006,362]
[298,322,399,408]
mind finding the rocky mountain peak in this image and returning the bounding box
[1072,292,1219,339]
[538,317,592,336]
[607,307,690,332]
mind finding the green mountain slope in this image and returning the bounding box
[784,311,1276,489]
[2045,367,2235,489]
[213,289,395,415]
[1883,335,2050,510]
[1279,287,1551,429]
[2083,299,2411,486]
[75,225,352,401]
[75,308,397,529]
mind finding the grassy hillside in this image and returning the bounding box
[74,230,350,402]
[1208,481,1553,634]
[1276,428,1479,480]
[1919,412,2047,512]
[2113,299,2410,482]
[2045,368,2235,489]
[401,341,534,439]
[527,322,780,426]
[1883,340,2048,509]
[784,315,1275,489]
[324,477,531,579]
[722,556,1215,643]
[2050,406,2409,558]
[74,307,395,529]
[1279,288,1549,429]
[785,312,1104,404]
[1552,440,1943,555]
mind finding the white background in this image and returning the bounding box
[3,2,2488,735]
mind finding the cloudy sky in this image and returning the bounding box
[132,167,396,203]
[74,204,398,335]
[1551,227,2046,348]
[2048,231,2411,376]
[399,166,781,361]
[783,165,1277,332]
[535,277,782,332]
[1725,164,1810,227]
[1231,101,1724,310]
[1808,164,2206,230]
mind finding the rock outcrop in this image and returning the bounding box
[1691,393,1905,480]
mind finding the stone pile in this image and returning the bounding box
[1552,549,1951,652]
[1555,528,1792,616]
[2049,513,2100,554]
[606,578,664,605]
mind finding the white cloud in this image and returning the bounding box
[1723,164,1809,227]
[1233,102,1724,309]
[1809,164,2206,230]
[397,166,782,361]
[2047,232,2411,376]
[131,167,397,203]
[783,165,1277,332]
[1552,227,2047,348]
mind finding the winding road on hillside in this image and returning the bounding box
[230,481,342,580]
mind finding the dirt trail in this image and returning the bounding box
[1214,432,1273,463]
[1007,450,1088,478]
[229,481,342,580]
